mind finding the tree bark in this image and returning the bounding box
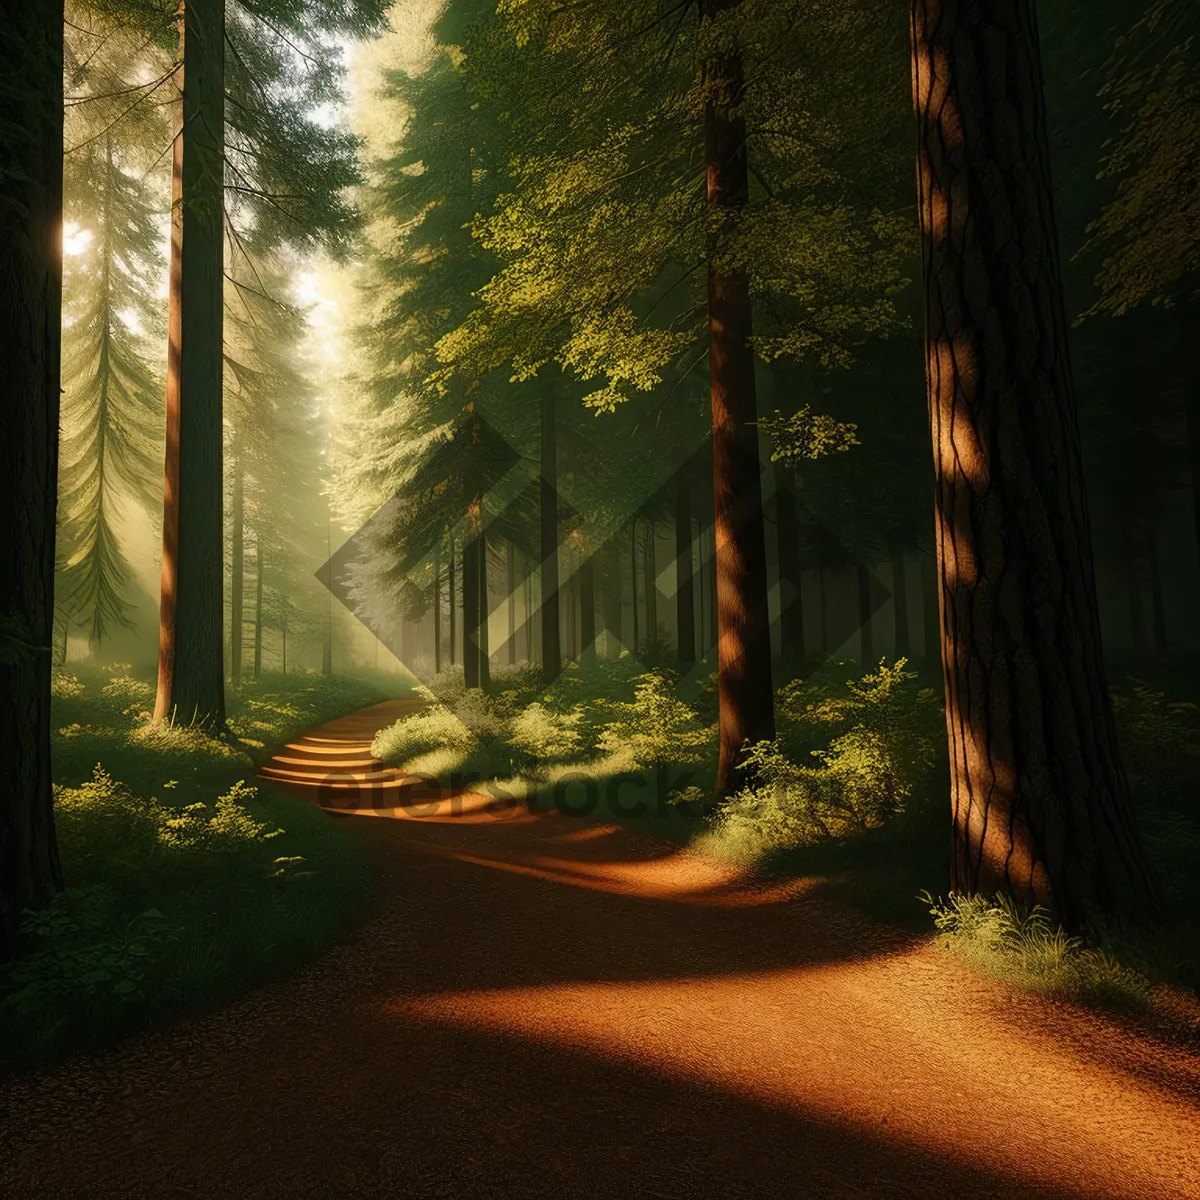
[540,390,561,676]
[478,523,491,692]
[253,536,263,680]
[0,0,65,956]
[889,539,911,660]
[230,460,244,686]
[462,522,479,689]
[911,0,1159,927]
[153,0,226,729]
[774,461,805,662]
[675,476,696,666]
[705,0,775,792]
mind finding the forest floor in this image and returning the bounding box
[2,699,1200,1199]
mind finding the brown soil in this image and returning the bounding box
[2,699,1198,1199]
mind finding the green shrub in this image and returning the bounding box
[596,670,716,772]
[923,891,1153,1010]
[705,660,942,859]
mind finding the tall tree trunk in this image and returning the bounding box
[1179,299,1200,570]
[890,539,911,660]
[567,571,577,659]
[0,0,65,956]
[643,520,658,641]
[580,554,596,659]
[774,461,804,662]
[1145,517,1168,657]
[281,616,286,675]
[462,523,479,689]
[154,0,226,730]
[478,523,491,692]
[856,561,874,665]
[630,522,640,651]
[601,543,623,653]
[675,476,696,666]
[507,540,517,665]
[253,536,263,680]
[540,390,561,675]
[433,555,442,675]
[230,461,244,686]
[447,530,456,667]
[705,0,775,792]
[911,0,1159,927]
[818,566,829,655]
[321,514,332,676]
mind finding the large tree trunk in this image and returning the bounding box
[153,0,226,729]
[580,555,596,659]
[540,390,561,675]
[230,460,244,686]
[774,461,805,663]
[890,539,911,660]
[0,0,64,956]
[911,0,1159,928]
[253,536,263,680]
[675,476,696,666]
[705,0,775,793]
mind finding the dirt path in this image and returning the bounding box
[3,699,1199,1199]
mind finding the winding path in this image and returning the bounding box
[3,699,1199,1199]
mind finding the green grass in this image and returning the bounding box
[0,665,405,1074]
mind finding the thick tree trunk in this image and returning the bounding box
[253,537,263,680]
[705,0,775,792]
[539,391,561,675]
[0,0,65,956]
[774,461,804,662]
[911,0,1159,927]
[856,561,874,665]
[675,477,696,666]
[230,461,244,686]
[154,0,226,729]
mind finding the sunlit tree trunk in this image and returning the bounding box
[540,390,561,675]
[462,520,479,688]
[911,0,1159,928]
[478,522,491,691]
[0,0,64,956]
[433,554,442,674]
[230,460,244,686]
[447,529,456,667]
[507,540,517,665]
[704,0,774,792]
[630,522,640,652]
[154,0,226,729]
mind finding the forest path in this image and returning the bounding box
[3,700,1200,1199]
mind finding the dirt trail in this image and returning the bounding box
[3,699,1199,1199]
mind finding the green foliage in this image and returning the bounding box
[923,892,1153,1011]
[596,670,716,772]
[706,660,942,858]
[759,406,860,462]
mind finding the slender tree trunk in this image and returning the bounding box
[478,523,491,692]
[601,543,623,654]
[447,530,456,667]
[253,537,263,680]
[567,571,577,659]
[1179,300,1200,569]
[580,554,596,659]
[1126,540,1147,658]
[774,461,804,662]
[675,476,696,666]
[643,520,658,641]
[1145,516,1168,657]
[856,561,874,665]
[462,523,479,689]
[322,514,332,677]
[433,555,442,675]
[540,390,561,675]
[705,0,775,792]
[911,0,1159,927]
[281,617,286,675]
[230,461,244,686]
[890,539,911,660]
[154,0,226,730]
[630,522,640,652]
[507,541,517,665]
[818,566,829,656]
[0,0,65,956]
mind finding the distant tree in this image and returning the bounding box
[0,0,65,956]
[910,0,1160,929]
